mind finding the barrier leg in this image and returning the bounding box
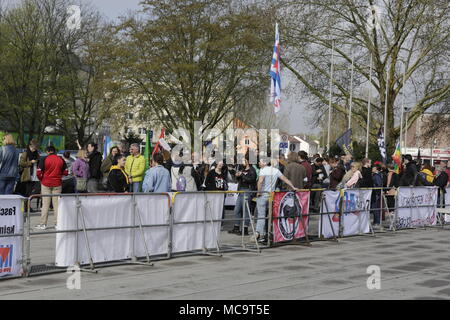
[167,204,173,259]
[321,193,339,242]
[203,198,222,257]
[23,198,32,277]
[132,195,154,266]
[76,197,97,273]
[244,194,261,253]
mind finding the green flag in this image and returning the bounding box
[144,130,152,171]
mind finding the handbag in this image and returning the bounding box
[76,178,87,192]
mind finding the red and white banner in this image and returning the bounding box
[272,191,309,243]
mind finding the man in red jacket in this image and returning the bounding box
[35,146,68,230]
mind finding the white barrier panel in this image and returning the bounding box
[55,194,171,267]
[172,193,223,254]
[224,183,238,206]
[444,188,449,223]
[0,196,24,278]
[318,190,340,239]
[396,187,437,229]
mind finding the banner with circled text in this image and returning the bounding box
[272,191,309,243]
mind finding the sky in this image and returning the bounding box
[3,0,316,136]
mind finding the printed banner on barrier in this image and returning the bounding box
[319,190,372,238]
[272,191,309,243]
[396,187,437,229]
[0,196,23,278]
[318,190,341,239]
[341,189,372,236]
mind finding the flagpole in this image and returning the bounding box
[365,54,373,158]
[327,41,335,154]
[400,65,406,155]
[383,58,389,157]
[348,52,354,130]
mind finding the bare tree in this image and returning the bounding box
[281,0,450,153]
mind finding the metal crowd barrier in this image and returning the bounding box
[0,186,448,280]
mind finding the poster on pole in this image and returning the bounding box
[395,187,438,229]
[0,196,24,278]
[272,191,310,243]
[318,190,341,239]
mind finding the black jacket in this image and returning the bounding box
[107,168,129,193]
[434,171,449,191]
[399,162,418,186]
[88,151,103,179]
[311,164,328,185]
[205,170,227,191]
[236,166,257,191]
[360,167,373,188]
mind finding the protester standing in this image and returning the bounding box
[125,143,146,193]
[399,155,418,187]
[360,158,373,188]
[62,151,75,194]
[345,162,363,188]
[108,154,130,193]
[18,139,40,198]
[142,153,171,193]
[328,158,345,189]
[0,134,20,195]
[371,164,384,227]
[434,163,449,208]
[72,150,90,193]
[86,143,103,193]
[311,157,328,212]
[298,151,312,189]
[252,158,298,243]
[35,146,68,229]
[228,157,257,236]
[282,153,306,190]
[101,146,120,187]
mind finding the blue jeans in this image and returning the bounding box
[129,182,141,193]
[0,178,16,195]
[233,191,252,227]
[256,194,270,236]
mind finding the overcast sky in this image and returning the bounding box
[4,0,317,135]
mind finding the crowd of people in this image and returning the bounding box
[1,133,449,237]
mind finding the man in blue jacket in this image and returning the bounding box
[0,134,20,195]
[142,153,171,193]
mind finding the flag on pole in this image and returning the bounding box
[270,23,282,114]
[102,136,112,160]
[377,126,386,163]
[392,140,402,174]
[152,128,165,157]
[144,130,152,171]
[336,129,354,156]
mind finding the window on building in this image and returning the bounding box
[126,99,134,106]
[138,128,147,135]
[125,113,134,120]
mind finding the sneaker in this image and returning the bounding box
[250,232,260,242]
[34,224,47,230]
[258,235,268,244]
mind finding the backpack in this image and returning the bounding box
[176,175,187,191]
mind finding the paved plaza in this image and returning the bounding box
[1,211,449,300]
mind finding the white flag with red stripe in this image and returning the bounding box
[270,23,282,114]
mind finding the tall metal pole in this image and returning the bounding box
[384,60,389,157]
[400,68,406,154]
[327,41,335,153]
[365,54,373,158]
[348,52,355,130]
